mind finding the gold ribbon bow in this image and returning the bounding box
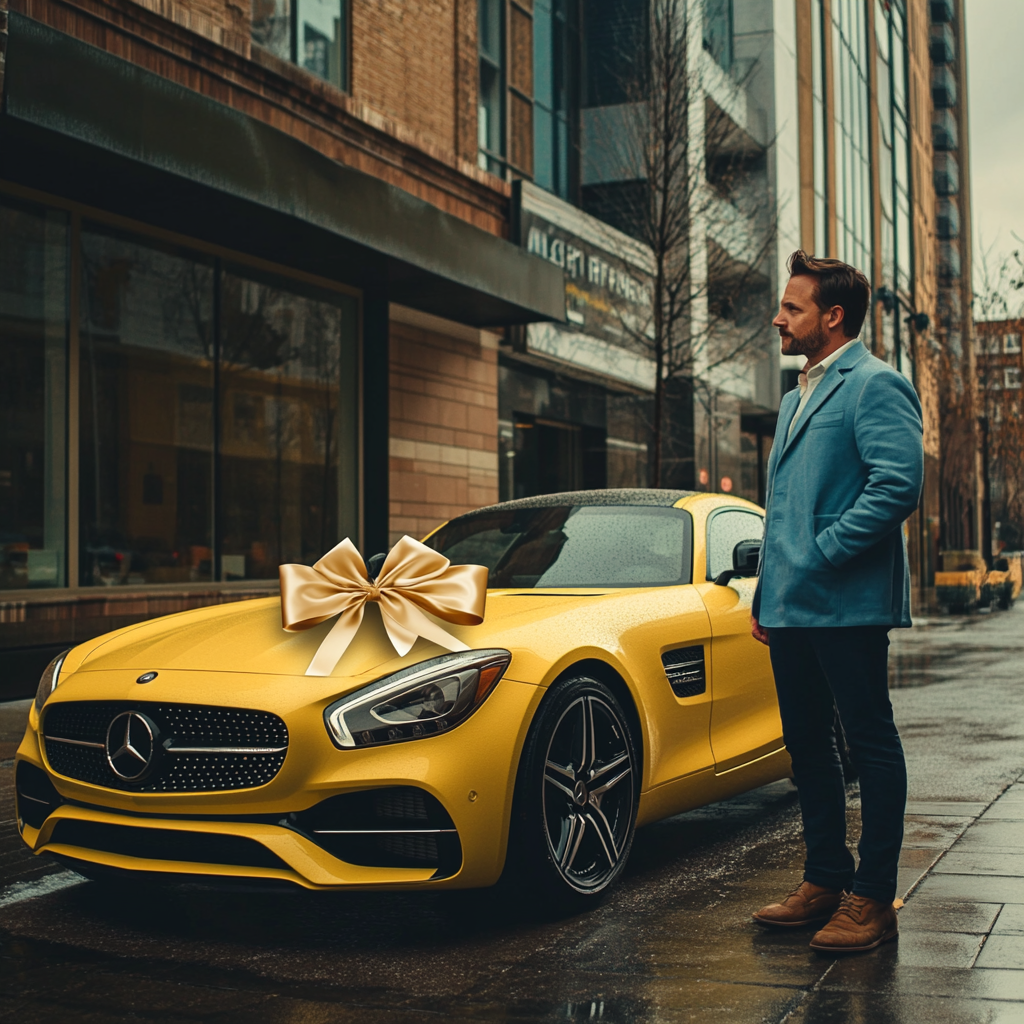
[279,536,488,676]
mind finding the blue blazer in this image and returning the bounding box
[752,341,924,628]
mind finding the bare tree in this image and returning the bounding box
[585,0,777,486]
[975,238,1024,323]
[932,240,1024,558]
[974,242,1024,553]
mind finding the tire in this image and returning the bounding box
[503,675,639,914]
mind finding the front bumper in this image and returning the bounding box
[16,675,544,890]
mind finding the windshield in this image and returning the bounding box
[425,505,693,588]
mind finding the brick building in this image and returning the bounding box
[0,0,983,690]
[0,0,563,692]
[974,318,1024,558]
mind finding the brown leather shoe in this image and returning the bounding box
[809,892,899,953]
[752,881,845,927]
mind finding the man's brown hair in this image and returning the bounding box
[787,250,871,339]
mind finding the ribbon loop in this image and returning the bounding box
[280,537,487,676]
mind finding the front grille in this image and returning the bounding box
[293,786,463,877]
[663,645,706,698]
[42,702,288,792]
[48,819,288,870]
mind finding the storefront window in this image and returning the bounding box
[220,268,358,580]
[79,226,216,586]
[0,200,68,590]
[498,361,656,500]
[79,226,359,586]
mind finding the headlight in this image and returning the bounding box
[324,649,511,749]
[34,650,71,713]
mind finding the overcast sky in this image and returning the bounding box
[966,1,1024,289]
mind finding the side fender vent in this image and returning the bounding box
[662,646,706,698]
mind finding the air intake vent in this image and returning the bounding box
[16,760,64,830]
[48,820,288,870]
[662,646,706,698]
[293,786,462,878]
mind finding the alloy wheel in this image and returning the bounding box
[541,694,635,892]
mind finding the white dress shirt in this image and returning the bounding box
[787,338,861,440]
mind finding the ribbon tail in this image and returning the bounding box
[305,602,366,676]
[380,603,471,657]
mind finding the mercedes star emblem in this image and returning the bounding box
[105,711,158,781]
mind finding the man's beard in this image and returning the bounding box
[779,321,829,358]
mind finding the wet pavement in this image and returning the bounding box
[1,606,1022,1023]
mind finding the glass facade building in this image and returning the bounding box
[875,0,914,373]
[532,0,579,200]
[806,0,917,370]
[829,0,872,280]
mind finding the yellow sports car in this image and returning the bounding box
[16,489,785,909]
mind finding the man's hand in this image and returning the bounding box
[751,615,769,646]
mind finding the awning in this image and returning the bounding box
[0,13,566,327]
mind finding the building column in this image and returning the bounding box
[362,291,390,557]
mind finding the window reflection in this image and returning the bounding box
[707,509,763,581]
[428,505,692,588]
[220,269,357,580]
[0,201,68,589]
[79,227,215,586]
[251,0,348,90]
[78,230,359,587]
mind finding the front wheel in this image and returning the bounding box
[504,676,639,914]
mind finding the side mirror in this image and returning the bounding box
[713,540,761,587]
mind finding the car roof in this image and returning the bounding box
[454,488,699,517]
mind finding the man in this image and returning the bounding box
[750,251,923,954]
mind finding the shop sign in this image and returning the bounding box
[514,181,656,391]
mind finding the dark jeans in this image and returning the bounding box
[769,626,906,903]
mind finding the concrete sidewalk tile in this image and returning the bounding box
[946,846,1024,856]
[896,898,1002,935]
[976,935,1024,970]
[787,990,1024,1023]
[898,866,929,898]
[819,961,1024,1001]
[955,820,1024,849]
[905,801,987,817]
[934,851,1024,877]
[899,847,941,871]
[993,905,1024,935]
[913,874,1024,904]
[891,929,985,968]
[902,816,971,850]
[980,804,1024,821]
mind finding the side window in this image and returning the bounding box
[706,510,764,581]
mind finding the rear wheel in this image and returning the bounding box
[504,676,639,914]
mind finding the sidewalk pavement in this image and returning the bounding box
[788,782,1024,1021]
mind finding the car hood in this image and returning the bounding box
[66,590,621,699]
